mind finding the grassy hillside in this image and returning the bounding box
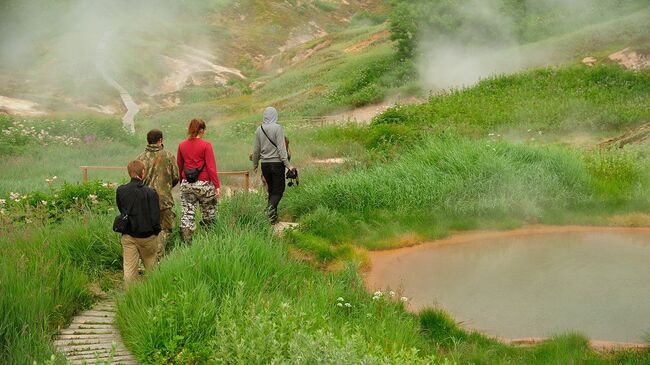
[2,1,650,364]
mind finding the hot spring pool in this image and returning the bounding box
[366,227,650,343]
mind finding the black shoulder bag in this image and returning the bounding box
[113,193,136,234]
[180,150,206,183]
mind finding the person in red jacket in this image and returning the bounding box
[177,119,221,244]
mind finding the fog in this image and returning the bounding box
[0,0,225,105]
[417,0,641,90]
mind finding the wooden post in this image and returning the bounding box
[82,167,88,183]
[244,171,250,193]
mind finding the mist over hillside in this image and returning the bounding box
[390,0,650,89]
[0,0,386,112]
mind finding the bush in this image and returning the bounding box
[1,181,116,229]
[0,115,136,156]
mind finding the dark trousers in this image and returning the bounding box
[261,162,285,224]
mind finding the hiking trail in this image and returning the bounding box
[54,298,137,365]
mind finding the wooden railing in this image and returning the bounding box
[80,166,251,192]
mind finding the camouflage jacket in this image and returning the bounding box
[137,144,179,210]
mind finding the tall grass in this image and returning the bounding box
[284,134,650,250]
[116,194,650,364]
[116,194,440,364]
[0,214,122,364]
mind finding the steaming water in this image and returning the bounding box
[368,231,650,342]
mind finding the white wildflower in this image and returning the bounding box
[372,296,380,301]
[41,200,47,206]
[344,303,352,308]
[52,176,57,180]
[9,192,19,200]
[337,303,343,307]
[337,297,344,302]
[281,302,290,309]
[0,199,5,206]
[400,297,408,302]
[389,291,395,297]
[373,291,382,297]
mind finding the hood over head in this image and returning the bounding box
[263,107,278,124]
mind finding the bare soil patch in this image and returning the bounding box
[344,30,390,53]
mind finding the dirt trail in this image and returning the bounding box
[97,33,138,134]
[325,97,421,124]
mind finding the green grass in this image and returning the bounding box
[0,213,122,364]
[285,133,650,250]
[116,194,438,363]
[373,65,650,136]
[115,194,650,364]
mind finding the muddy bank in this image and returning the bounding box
[366,225,650,348]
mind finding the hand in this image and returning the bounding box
[216,188,221,198]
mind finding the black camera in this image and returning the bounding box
[286,168,299,187]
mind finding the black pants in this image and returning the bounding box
[261,162,285,224]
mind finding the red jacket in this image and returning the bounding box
[177,138,220,188]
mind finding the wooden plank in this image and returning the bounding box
[66,323,115,330]
[56,334,122,340]
[68,349,129,360]
[71,316,115,324]
[61,343,123,353]
[55,298,138,364]
[68,352,132,360]
[77,310,116,318]
[59,328,117,336]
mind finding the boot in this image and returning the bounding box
[157,230,171,261]
[266,205,278,225]
[181,228,193,246]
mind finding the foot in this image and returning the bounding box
[181,228,193,246]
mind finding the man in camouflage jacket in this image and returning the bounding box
[137,129,179,259]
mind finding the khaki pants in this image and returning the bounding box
[121,234,158,289]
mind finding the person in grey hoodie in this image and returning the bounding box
[252,107,294,224]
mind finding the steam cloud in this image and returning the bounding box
[417,0,642,90]
[0,0,221,105]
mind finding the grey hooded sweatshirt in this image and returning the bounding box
[252,107,290,168]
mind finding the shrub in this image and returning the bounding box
[0,115,136,156]
[0,181,116,229]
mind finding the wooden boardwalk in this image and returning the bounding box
[54,299,138,365]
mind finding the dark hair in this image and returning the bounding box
[127,160,145,178]
[147,129,163,144]
[187,119,206,139]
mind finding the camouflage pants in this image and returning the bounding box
[157,208,176,259]
[180,180,218,231]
